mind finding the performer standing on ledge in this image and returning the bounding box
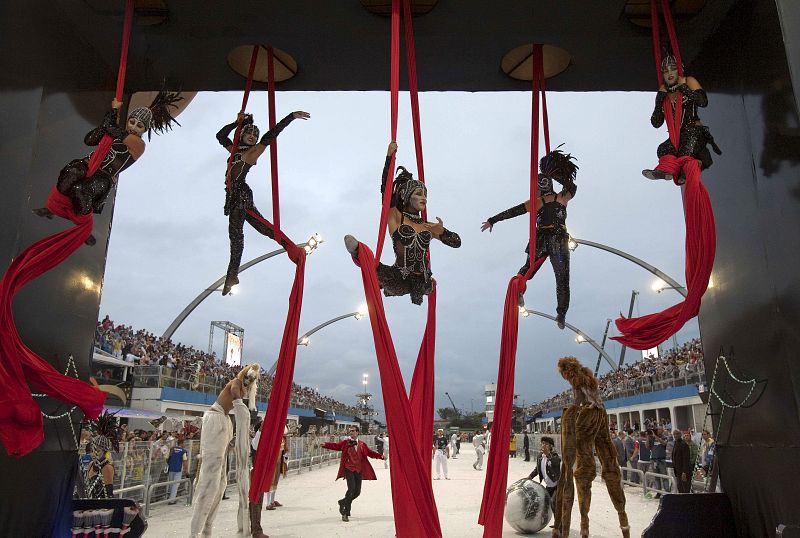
[641,52,721,184]
[216,110,310,296]
[320,425,384,522]
[33,92,181,244]
[190,364,260,538]
[481,147,578,329]
[84,412,122,499]
[344,141,462,305]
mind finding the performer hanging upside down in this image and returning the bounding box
[344,141,461,305]
[190,364,260,538]
[641,52,721,184]
[216,110,310,296]
[481,147,578,329]
[33,92,181,244]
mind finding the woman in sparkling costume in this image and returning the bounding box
[33,92,181,243]
[83,412,122,499]
[345,141,461,305]
[481,148,578,329]
[215,110,310,296]
[641,53,721,184]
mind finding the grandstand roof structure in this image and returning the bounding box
[4,1,737,93]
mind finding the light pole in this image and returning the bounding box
[520,308,617,371]
[161,233,323,340]
[266,304,369,376]
[356,373,375,429]
[568,237,687,297]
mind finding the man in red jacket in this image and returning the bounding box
[321,425,384,521]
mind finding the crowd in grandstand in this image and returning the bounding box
[95,315,361,417]
[527,338,706,415]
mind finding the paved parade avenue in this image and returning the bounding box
[148,446,659,537]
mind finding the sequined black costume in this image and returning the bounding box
[84,457,114,499]
[56,110,135,215]
[216,114,296,291]
[487,148,578,326]
[376,156,461,305]
[651,82,720,170]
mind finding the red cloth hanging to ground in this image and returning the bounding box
[0,0,137,456]
[479,43,549,538]
[612,0,717,350]
[246,45,310,502]
[353,243,442,537]
[343,0,442,535]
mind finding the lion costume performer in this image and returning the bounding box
[190,363,259,538]
[551,357,630,538]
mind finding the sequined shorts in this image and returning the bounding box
[376,263,432,305]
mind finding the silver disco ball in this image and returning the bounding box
[505,477,553,534]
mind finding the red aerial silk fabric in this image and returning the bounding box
[612,0,717,350]
[352,243,442,537]
[479,44,549,537]
[613,156,715,349]
[248,47,309,503]
[344,1,442,535]
[0,0,136,456]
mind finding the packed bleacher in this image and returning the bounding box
[527,338,706,416]
[95,315,361,417]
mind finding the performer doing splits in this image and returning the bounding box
[551,357,629,538]
[345,141,461,305]
[216,110,310,296]
[481,147,578,329]
[190,364,260,538]
[33,92,181,244]
[320,425,384,522]
[641,51,721,184]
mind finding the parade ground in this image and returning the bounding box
[148,448,659,537]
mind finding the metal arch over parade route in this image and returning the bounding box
[571,237,687,298]
[521,309,617,371]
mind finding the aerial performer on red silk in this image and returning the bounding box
[641,51,721,184]
[481,147,578,329]
[344,141,461,305]
[33,91,181,244]
[216,110,310,296]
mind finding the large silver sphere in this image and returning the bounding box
[505,477,553,534]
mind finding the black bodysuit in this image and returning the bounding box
[376,156,461,305]
[651,84,719,170]
[216,114,295,280]
[517,193,571,319]
[56,110,137,215]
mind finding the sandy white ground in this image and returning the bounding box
[147,447,658,537]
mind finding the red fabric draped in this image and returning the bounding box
[345,1,442,535]
[267,46,281,231]
[613,156,715,349]
[248,48,309,503]
[479,44,549,537]
[0,0,137,456]
[612,0,717,350]
[225,45,260,193]
[352,243,442,537]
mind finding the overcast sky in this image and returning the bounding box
[99,90,699,420]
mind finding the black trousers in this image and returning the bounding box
[227,204,275,277]
[545,485,557,513]
[519,233,571,318]
[524,447,530,461]
[341,469,362,515]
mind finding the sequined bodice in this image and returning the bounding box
[391,214,432,280]
[228,151,254,186]
[536,197,567,231]
[669,92,700,129]
[89,140,134,179]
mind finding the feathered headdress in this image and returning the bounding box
[128,89,183,140]
[540,144,579,185]
[88,411,122,454]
